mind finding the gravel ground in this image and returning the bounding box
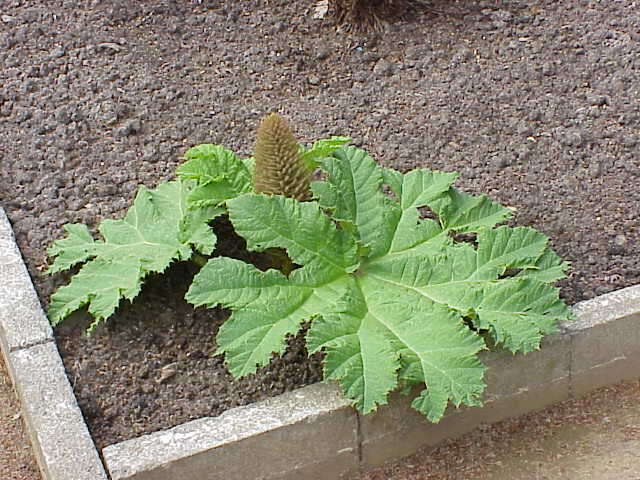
[1,0,638,452]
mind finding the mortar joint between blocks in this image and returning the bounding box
[567,332,574,399]
[355,409,364,471]
[9,337,54,354]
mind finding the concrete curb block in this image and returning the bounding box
[103,383,358,480]
[0,208,108,480]
[1,205,639,480]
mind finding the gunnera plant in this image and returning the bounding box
[329,0,428,31]
[46,113,348,331]
[47,113,573,423]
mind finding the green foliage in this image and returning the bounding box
[185,146,572,422]
[300,136,350,169]
[47,133,349,331]
[176,144,252,208]
[47,124,571,422]
[47,181,223,332]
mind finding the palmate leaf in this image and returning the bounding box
[176,144,252,208]
[186,146,572,422]
[46,223,98,274]
[306,285,401,413]
[312,146,397,258]
[187,257,355,376]
[225,193,360,277]
[300,136,351,169]
[186,195,360,375]
[48,180,223,330]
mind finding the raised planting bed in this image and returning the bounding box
[2,207,640,480]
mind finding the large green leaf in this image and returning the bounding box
[226,193,360,278]
[48,259,141,332]
[300,136,351,169]
[176,144,252,207]
[187,257,354,376]
[306,286,401,413]
[430,187,513,232]
[312,146,399,259]
[473,278,569,352]
[516,248,570,283]
[46,223,97,274]
[48,180,222,330]
[185,145,572,422]
[386,169,459,255]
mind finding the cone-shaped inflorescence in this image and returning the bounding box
[253,113,312,202]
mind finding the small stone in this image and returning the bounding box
[142,145,159,162]
[559,129,584,147]
[15,109,32,123]
[5,56,19,68]
[542,62,555,76]
[96,42,124,54]
[587,95,608,106]
[607,243,625,255]
[156,362,178,384]
[588,161,603,177]
[315,48,331,61]
[527,109,542,122]
[405,45,427,61]
[140,383,154,394]
[452,48,473,64]
[353,71,368,83]
[50,46,66,58]
[515,145,532,162]
[614,234,627,246]
[493,155,510,169]
[0,101,13,117]
[122,119,141,136]
[104,407,118,420]
[307,75,320,86]
[55,108,71,125]
[373,58,393,77]
[517,121,533,136]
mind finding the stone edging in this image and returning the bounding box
[0,208,108,480]
[1,206,639,480]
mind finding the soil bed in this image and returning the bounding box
[1,0,639,449]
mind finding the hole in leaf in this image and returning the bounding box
[498,267,522,280]
[461,315,477,331]
[449,231,478,247]
[381,184,398,203]
[418,205,438,221]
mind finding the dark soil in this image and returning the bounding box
[1,0,638,450]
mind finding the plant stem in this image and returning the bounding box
[191,253,208,268]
